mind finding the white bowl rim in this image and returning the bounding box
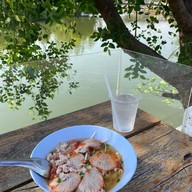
[30,125,137,192]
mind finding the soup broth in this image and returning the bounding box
[101,143,123,190]
[46,138,123,192]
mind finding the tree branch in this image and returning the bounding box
[93,0,165,59]
[168,0,192,35]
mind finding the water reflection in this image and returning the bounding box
[0,49,187,134]
[0,16,182,134]
[45,17,104,55]
[0,58,78,120]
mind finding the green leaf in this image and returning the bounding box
[15,15,21,22]
[104,47,108,52]
[43,34,49,39]
[109,43,115,48]
[101,42,109,47]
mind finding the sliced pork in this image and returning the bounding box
[49,173,81,192]
[89,153,118,171]
[56,140,81,155]
[76,167,104,192]
[69,153,84,169]
[74,138,102,153]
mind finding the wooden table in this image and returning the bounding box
[1,101,192,192]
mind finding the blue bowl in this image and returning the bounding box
[30,125,137,192]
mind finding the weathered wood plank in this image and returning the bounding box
[10,123,192,192]
[120,124,192,192]
[0,101,160,191]
[11,181,43,192]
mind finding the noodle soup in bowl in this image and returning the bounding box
[30,125,137,192]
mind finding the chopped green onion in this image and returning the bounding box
[102,142,109,153]
[86,164,92,169]
[57,178,61,183]
[79,171,84,177]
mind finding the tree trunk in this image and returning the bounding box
[168,0,192,65]
[93,0,165,59]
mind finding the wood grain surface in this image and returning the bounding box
[0,101,160,192]
[8,124,192,192]
[120,124,192,192]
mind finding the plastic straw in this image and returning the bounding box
[116,49,122,95]
[90,132,96,139]
[104,74,122,132]
[104,74,113,99]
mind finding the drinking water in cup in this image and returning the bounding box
[104,75,141,133]
[110,93,140,132]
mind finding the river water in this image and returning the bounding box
[0,16,184,134]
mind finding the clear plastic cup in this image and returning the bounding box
[110,93,140,132]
